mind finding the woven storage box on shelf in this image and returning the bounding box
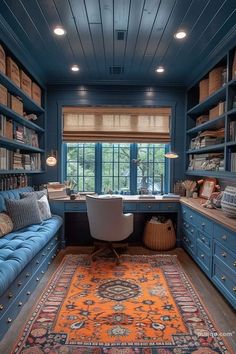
[208,67,224,95]
[143,219,176,251]
[199,78,209,102]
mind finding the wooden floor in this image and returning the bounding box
[0,247,235,353]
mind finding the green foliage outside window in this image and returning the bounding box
[65,142,166,193]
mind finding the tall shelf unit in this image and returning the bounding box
[0,42,45,186]
[185,46,236,179]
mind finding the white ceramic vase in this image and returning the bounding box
[221,186,236,218]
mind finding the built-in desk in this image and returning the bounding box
[49,196,180,247]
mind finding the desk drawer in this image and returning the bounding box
[64,202,87,212]
[124,202,137,212]
[137,202,159,212]
[214,224,236,249]
[159,202,178,211]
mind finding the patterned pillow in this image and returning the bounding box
[0,213,13,237]
[5,195,42,231]
[20,189,47,200]
[37,195,52,220]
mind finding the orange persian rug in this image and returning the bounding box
[12,255,231,353]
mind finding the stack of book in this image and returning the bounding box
[13,151,23,169]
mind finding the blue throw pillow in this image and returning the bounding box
[5,195,42,231]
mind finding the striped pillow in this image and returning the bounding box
[5,195,42,231]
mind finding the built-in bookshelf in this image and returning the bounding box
[185,45,236,178]
[0,41,45,187]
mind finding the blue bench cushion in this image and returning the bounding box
[0,215,62,296]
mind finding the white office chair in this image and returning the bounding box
[86,195,133,263]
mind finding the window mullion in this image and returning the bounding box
[130,143,137,194]
[96,143,102,194]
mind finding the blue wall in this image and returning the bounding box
[35,84,186,191]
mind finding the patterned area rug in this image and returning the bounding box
[13,255,231,353]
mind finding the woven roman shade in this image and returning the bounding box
[62,107,171,143]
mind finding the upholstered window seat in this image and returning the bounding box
[0,188,62,339]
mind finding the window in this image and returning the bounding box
[102,143,130,193]
[66,143,96,191]
[64,142,168,194]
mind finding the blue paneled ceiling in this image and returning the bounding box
[0,0,235,86]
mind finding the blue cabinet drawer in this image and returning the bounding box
[182,206,198,225]
[196,242,211,274]
[214,224,236,249]
[159,202,178,211]
[183,228,196,252]
[137,202,159,212]
[197,215,213,235]
[212,259,236,306]
[197,231,212,250]
[214,241,236,274]
[124,202,137,212]
[183,221,195,237]
[64,202,87,212]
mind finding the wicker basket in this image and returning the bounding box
[199,78,209,102]
[143,219,176,251]
[209,67,224,95]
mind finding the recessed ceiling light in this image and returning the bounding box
[53,27,65,36]
[155,66,165,73]
[174,30,187,39]
[71,65,80,72]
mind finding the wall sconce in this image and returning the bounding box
[164,150,179,159]
[46,150,57,167]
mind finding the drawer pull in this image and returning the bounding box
[0,304,4,310]
[233,287,236,292]
[183,211,186,214]
[190,215,193,219]
[18,301,23,307]
[8,292,13,299]
[26,273,30,277]
[36,260,39,264]
[221,276,226,281]
[200,254,205,259]
[18,281,22,286]
[7,318,12,323]
[36,277,40,282]
[221,235,227,240]
[147,205,152,209]
[191,229,194,233]
[41,270,44,274]
[233,261,236,267]
[201,237,205,242]
[27,291,31,295]
[201,223,205,227]
[48,261,51,265]
[221,252,227,258]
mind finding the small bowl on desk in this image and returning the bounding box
[70,194,76,200]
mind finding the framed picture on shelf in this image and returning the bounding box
[199,178,216,199]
